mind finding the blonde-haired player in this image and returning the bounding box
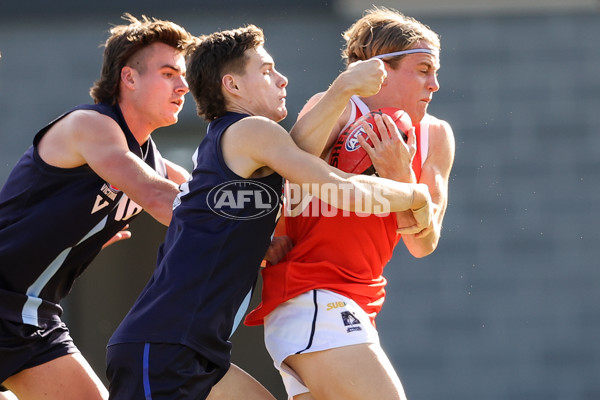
[246,6,455,399]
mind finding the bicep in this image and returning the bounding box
[292,92,351,159]
[249,121,345,187]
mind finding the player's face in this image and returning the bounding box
[129,42,189,129]
[235,46,288,122]
[381,42,440,124]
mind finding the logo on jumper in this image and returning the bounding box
[91,183,142,221]
[345,122,373,152]
[341,311,362,333]
[208,180,280,220]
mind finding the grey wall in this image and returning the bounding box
[1,4,599,400]
[378,13,600,399]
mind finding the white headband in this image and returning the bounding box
[372,48,439,59]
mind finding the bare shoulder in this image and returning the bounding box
[227,115,289,143]
[48,109,123,146]
[425,113,453,137]
[424,113,455,151]
[62,109,121,136]
[40,109,125,168]
[220,115,291,178]
[421,114,455,174]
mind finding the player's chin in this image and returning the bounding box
[162,114,180,127]
[274,107,288,122]
[416,103,429,119]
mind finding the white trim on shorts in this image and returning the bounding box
[263,289,380,398]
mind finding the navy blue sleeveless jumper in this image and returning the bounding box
[108,112,283,368]
[0,103,167,328]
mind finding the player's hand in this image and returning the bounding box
[342,59,387,98]
[102,225,132,249]
[357,113,416,181]
[396,184,432,235]
[263,235,294,266]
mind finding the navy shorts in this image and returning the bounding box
[106,342,228,400]
[0,318,79,390]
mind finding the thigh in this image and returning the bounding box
[0,318,78,382]
[107,342,226,400]
[264,290,380,368]
[264,290,382,398]
[285,342,406,400]
[207,363,275,400]
[4,352,107,400]
[0,319,98,400]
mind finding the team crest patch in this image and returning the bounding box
[341,311,362,332]
[344,123,372,152]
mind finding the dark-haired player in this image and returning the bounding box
[106,24,433,400]
[246,7,456,400]
[0,14,194,400]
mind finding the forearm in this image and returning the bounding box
[135,180,180,226]
[350,175,429,213]
[310,173,427,215]
[401,202,446,257]
[289,81,354,156]
[289,59,386,156]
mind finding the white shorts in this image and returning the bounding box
[263,289,380,398]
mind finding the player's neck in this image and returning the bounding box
[358,96,387,111]
[118,101,155,145]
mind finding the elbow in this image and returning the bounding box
[409,244,436,259]
[142,196,173,226]
[406,231,440,258]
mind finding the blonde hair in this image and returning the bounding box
[342,6,440,67]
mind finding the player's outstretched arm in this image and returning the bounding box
[224,117,432,229]
[38,110,181,226]
[289,59,387,157]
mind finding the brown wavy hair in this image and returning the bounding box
[89,13,196,105]
[186,24,265,121]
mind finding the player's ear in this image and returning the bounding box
[120,66,136,89]
[222,74,240,94]
[380,63,391,87]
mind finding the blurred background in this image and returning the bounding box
[1,0,599,399]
